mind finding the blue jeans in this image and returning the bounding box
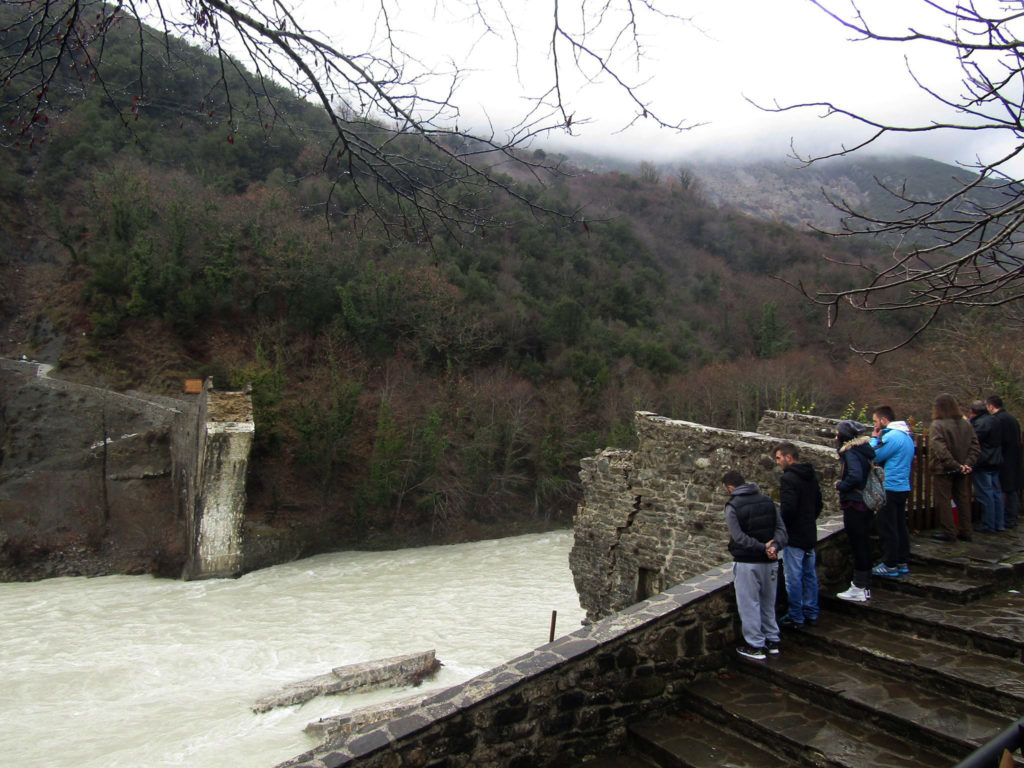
[973,471,1005,531]
[782,546,819,624]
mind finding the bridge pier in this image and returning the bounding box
[176,379,254,581]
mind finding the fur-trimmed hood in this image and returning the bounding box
[838,434,873,453]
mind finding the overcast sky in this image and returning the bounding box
[319,0,1012,170]
[204,0,1020,171]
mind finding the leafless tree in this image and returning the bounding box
[0,0,697,237]
[764,0,1024,359]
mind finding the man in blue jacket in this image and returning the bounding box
[869,406,917,577]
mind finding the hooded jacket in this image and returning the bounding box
[779,462,823,550]
[970,412,1003,472]
[929,417,981,474]
[991,408,1023,492]
[725,482,787,563]
[837,434,875,504]
[869,420,915,492]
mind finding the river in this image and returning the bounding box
[0,531,584,768]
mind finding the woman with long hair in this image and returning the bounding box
[929,393,981,542]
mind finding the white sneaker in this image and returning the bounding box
[836,583,870,602]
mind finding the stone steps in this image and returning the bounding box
[630,712,790,768]
[794,612,1024,718]
[581,530,1024,768]
[578,753,657,768]
[740,641,1014,756]
[671,672,951,768]
[822,584,1024,660]
[908,527,1024,586]
[866,562,1000,603]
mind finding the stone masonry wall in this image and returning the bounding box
[569,412,840,623]
[756,410,841,448]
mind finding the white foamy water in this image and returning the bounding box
[0,531,584,768]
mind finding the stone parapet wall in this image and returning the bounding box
[283,519,854,768]
[756,410,841,447]
[570,412,839,622]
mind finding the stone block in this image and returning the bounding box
[253,650,440,713]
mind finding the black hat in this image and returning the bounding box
[837,419,869,443]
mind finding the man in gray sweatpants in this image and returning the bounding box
[724,469,788,661]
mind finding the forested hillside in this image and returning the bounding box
[2,3,1020,566]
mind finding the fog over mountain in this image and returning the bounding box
[551,147,992,236]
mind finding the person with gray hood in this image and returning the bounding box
[723,470,788,661]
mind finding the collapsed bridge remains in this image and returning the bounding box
[0,358,252,580]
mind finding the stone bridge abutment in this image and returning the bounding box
[0,359,253,580]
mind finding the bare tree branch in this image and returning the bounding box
[1,0,699,237]
[757,0,1024,358]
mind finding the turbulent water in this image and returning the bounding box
[0,531,585,768]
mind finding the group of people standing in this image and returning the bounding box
[723,395,1022,662]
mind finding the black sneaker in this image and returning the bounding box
[737,644,766,661]
[805,616,819,627]
[779,615,805,629]
[765,640,781,655]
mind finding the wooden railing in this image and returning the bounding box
[908,433,939,532]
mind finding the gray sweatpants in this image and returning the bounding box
[733,561,781,649]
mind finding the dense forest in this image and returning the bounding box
[1,3,1021,559]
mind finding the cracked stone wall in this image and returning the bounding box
[569,411,840,623]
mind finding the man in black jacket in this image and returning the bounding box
[773,442,823,628]
[970,401,1004,532]
[988,395,1023,530]
[724,470,788,661]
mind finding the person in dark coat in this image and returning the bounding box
[773,442,823,628]
[835,420,875,602]
[929,393,981,542]
[987,395,1023,529]
[970,400,1004,532]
